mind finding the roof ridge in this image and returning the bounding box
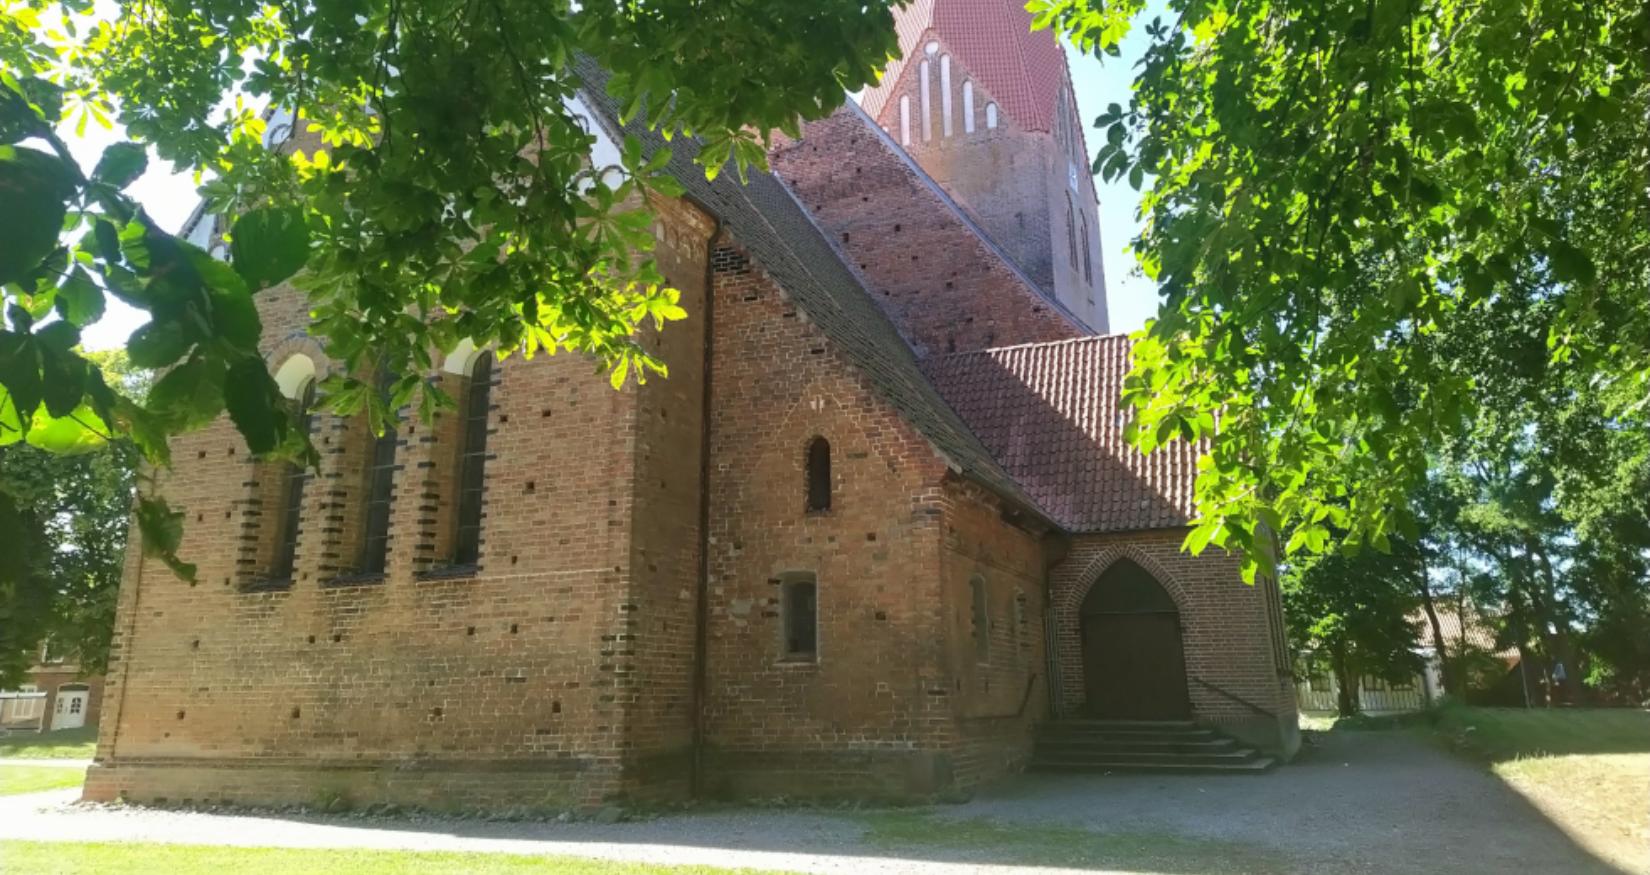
[925,331,1135,362]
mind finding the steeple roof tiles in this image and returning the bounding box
[861,0,1068,133]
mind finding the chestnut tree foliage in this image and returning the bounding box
[1034,0,1649,582]
[0,0,902,577]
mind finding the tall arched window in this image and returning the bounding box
[452,352,493,566]
[268,379,316,580]
[358,371,399,575]
[1065,194,1079,271]
[806,437,831,512]
[1080,213,1093,286]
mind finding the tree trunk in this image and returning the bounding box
[1331,647,1359,717]
[1523,536,1580,704]
[1417,573,1454,697]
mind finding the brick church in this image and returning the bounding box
[86,0,1297,809]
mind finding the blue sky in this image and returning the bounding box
[81,26,1158,350]
[1065,30,1157,336]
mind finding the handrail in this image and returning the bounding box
[963,673,1040,721]
[1191,675,1279,721]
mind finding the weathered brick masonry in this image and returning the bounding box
[87,0,1296,810]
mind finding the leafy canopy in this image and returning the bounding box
[0,0,904,575]
[1034,0,1650,582]
[0,350,143,686]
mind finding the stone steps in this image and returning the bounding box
[1031,719,1276,775]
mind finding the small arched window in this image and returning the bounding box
[806,436,831,512]
[358,371,399,575]
[268,378,316,580]
[452,352,493,566]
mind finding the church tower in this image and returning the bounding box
[857,0,1109,333]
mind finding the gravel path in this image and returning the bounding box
[0,732,1630,874]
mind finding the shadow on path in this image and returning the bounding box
[0,732,1631,874]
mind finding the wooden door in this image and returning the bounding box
[1082,612,1191,719]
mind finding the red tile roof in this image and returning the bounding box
[860,0,1069,133]
[923,335,1200,532]
[1413,604,1519,662]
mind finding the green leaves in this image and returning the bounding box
[90,142,147,190]
[230,207,310,291]
[147,355,226,431]
[0,145,76,285]
[127,319,190,369]
[1048,0,1650,575]
[135,493,196,582]
[223,356,286,455]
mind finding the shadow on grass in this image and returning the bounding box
[0,726,98,759]
[854,810,1289,873]
[1429,706,1650,761]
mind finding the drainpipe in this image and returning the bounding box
[690,216,723,797]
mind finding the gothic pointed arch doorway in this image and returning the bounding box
[1080,558,1191,719]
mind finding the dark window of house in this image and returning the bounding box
[782,575,818,660]
[971,575,989,663]
[452,353,493,566]
[359,373,398,575]
[806,437,831,512]
[269,380,316,579]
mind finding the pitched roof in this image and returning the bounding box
[573,59,1052,525]
[922,335,1199,532]
[859,0,1070,133]
[1414,604,1519,662]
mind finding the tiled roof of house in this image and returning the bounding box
[574,58,1053,525]
[922,335,1199,532]
[859,0,1069,133]
[1414,604,1519,662]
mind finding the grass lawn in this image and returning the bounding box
[1433,706,1649,874]
[0,765,86,796]
[0,726,98,759]
[0,842,791,874]
[857,811,1286,872]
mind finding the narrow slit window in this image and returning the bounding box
[970,575,989,663]
[806,436,831,512]
[1065,195,1079,271]
[269,380,316,580]
[782,574,818,660]
[358,372,399,575]
[1080,213,1093,286]
[452,352,493,566]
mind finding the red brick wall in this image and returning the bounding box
[86,202,717,811]
[771,109,1085,358]
[617,198,716,799]
[936,478,1048,791]
[858,29,1108,332]
[1049,529,1299,753]
[699,236,962,798]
